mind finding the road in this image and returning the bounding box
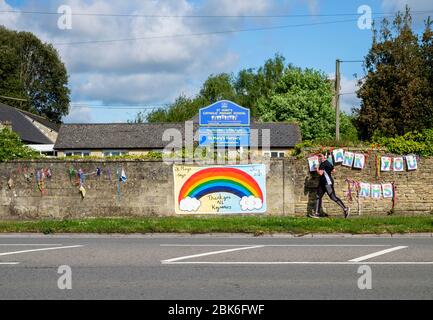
[0,234,433,300]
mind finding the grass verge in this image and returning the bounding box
[0,215,432,235]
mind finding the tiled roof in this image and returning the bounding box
[54,121,302,150]
[0,103,53,144]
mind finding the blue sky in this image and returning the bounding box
[1,0,432,123]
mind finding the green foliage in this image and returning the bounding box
[0,26,70,123]
[145,53,359,144]
[355,8,433,139]
[258,66,358,141]
[0,128,40,161]
[145,54,287,122]
[374,129,433,156]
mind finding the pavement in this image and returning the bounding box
[0,234,432,300]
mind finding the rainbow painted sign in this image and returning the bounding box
[173,164,267,214]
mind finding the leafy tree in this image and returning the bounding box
[145,54,287,123]
[0,128,40,161]
[199,73,237,103]
[258,66,356,141]
[355,8,433,139]
[0,26,70,123]
[128,111,147,124]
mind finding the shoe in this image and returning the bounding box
[308,213,321,219]
[344,207,350,219]
[319,212,329,218]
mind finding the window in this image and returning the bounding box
[64,151,91,157]
[262,151,286,158]
[103,150,128,157]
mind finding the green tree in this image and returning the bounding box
[0,128,39,161]
[0,26,70,123]
[145,54,287,123]
[355,8,433,139]
[199,73,237,103]
[257,66,356,141]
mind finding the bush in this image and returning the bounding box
[374,129,433,156]
[0,128,40,161]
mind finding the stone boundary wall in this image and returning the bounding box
[0,156,432,220]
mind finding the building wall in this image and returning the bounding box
[1,156,431,220]
[56,148,293,158]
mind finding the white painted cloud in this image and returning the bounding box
[179,197,201,212]
[240,196,263,211]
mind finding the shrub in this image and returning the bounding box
[0,128,40,161]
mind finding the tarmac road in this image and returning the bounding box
[0,234,432,300]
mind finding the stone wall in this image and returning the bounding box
[0,156,432,220]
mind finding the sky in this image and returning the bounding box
[1,0,432,123]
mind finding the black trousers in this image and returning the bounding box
[315,184,346,214]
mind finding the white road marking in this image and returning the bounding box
[0,262,19,265]
[160,244,390,247]
[163,261,433,265]
[0,245,83,257]
[0,244,63,246]
[349,246,408,262]
[162,245,264,263]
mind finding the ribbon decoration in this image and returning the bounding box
[35,169,46,195]
[69,167,75,180]
[392,182,397,210]
[7,177,13,189]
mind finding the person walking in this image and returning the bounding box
[308,153,350,219]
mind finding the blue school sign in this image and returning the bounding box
[199,100,250,127]
[199,127,250,147]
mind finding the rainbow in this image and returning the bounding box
[178,167,263,203]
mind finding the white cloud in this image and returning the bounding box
[381,0,433,24]
[0,0,20,26]
[382,0,433,12]
[63,105,93,123]
[340,76,361,114]
[240,196,263,211]
[0,0,324,122]
[179,197,201,212]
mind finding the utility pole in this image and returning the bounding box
[335,59,341,142]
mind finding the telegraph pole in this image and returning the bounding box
[335,59,341,142]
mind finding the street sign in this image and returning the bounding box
[199,127,250,147]
[199,100,250,126]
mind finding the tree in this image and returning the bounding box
[0,26,70,123]
[355,8,433,139]
[128,111,147,124]
[199,73,237,103]
[145,54,291,123]
[0,128,39,161]
[257,66,357,141]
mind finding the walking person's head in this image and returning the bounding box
[317,153,326,163]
